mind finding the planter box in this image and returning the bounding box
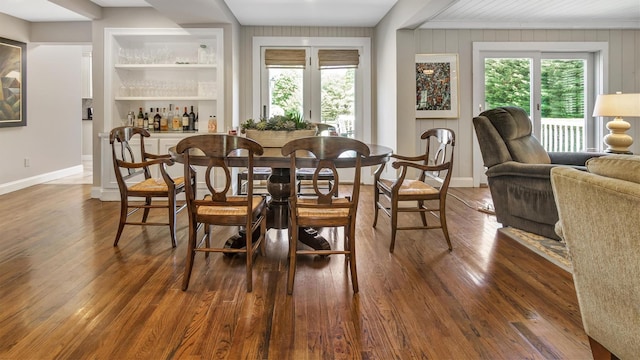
[245,129,317,148]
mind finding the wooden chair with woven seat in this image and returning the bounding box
[373,128,456,253]
[109,126,192,248]
[237,167,271,195]
[176,134,268,292]
[296,123,338,196]
[281,136,370,295]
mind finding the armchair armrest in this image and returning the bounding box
[548,151,605,166]
[390,153,426,162]
[485,161,555,179]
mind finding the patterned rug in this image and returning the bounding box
[499,227,572,273]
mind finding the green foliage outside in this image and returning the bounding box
[269,70,302,115]
[320,69,355,121]
[268,68,354,123]
[485,58,585,118]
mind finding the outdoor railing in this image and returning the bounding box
[540,118,584,152]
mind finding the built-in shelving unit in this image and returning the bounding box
[100,28,224,200]
[104,27,223,132]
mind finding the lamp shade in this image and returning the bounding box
[593,93,640,117]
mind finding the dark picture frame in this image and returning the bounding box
[0,37,26,127]
[415,53,459,119]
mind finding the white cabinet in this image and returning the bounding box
[104,28,224,132]
[81,51,92,98]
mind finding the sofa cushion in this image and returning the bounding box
[586,154,640,184]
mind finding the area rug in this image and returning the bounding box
[499,227,572,273]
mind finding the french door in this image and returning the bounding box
[472,42,607,186]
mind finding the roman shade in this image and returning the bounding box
[264,49,306,68]
[318,49,359,69]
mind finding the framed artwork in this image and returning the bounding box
[415,53,458,118]
[0,37,26,127]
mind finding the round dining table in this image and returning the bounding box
[168,140,393,249]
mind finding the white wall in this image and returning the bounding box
[0,13,86,194]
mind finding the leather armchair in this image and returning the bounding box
[473,106,601,240]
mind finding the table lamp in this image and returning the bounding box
[593,92,640,153]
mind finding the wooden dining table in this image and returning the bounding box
[168,140,393,249]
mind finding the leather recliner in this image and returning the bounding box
[473,106,601,240]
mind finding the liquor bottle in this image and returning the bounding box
[194,112,199,131]
[182,107,189,131]
[188,106,196,131]
[172,105,181,131]
[153,107,161,132]
[127,111,134,126]
[137,107,144,127]
[208,115,217,133]
[160,107,168,131]
[143,112,149,130]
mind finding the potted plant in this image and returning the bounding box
[241,110,317,147]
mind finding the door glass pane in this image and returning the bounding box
[540,59,586,151]
[484,58,531,114]
[320,68,355,138]
[268,68,303,118]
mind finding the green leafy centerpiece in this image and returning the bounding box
[241,110,317,147]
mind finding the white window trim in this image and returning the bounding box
[252,36,372,144]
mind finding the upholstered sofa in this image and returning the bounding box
[473,106,601,240]
[551,155,640,359]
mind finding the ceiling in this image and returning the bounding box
[0,0,638,29]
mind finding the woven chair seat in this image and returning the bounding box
[197,195,264,216]
[379,178,438,196]
[295,197,351,218]
[129,177,185,192]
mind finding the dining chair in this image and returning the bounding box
[176,134,267,292]
[281,136,370,294]
[373,128,456,253]
[237,167,272,195]
[296,122,338,196]
[109,126,192,247]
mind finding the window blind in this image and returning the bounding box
[264,49,306,68]
[318,49,359,69]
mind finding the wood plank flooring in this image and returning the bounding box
[0,183,591,359]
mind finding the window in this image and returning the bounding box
[471,42,607,186]
[253,37,371,142]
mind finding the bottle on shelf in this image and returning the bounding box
[143,111,149,130]
[198,45,208,64]
[208,115,217,133]
[127,111,134,126]
[189,106,196,131]
[160,107,168,131]
[182,107,190,131]
[194,112,199,131]
[172,105,181,131]
[137,107,144,127]
[153,107,161,132]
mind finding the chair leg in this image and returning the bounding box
[260,208,267,257]
[440,201,453,251]
[182,220,197,291]
[389,200,398,253]
[418,200,428,226]
[348,223,358,293]
[168,193,178,248]
[287,223,298,295]
[142,196,151,222]
[245,225,253,292]
[372,186,380,228]
[113,198,128,247]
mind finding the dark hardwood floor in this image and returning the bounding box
[0,183,591,359]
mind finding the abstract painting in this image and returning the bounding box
[0,37,26,127]
[415,54,458,118]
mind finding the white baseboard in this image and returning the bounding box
[0,165,84,196]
